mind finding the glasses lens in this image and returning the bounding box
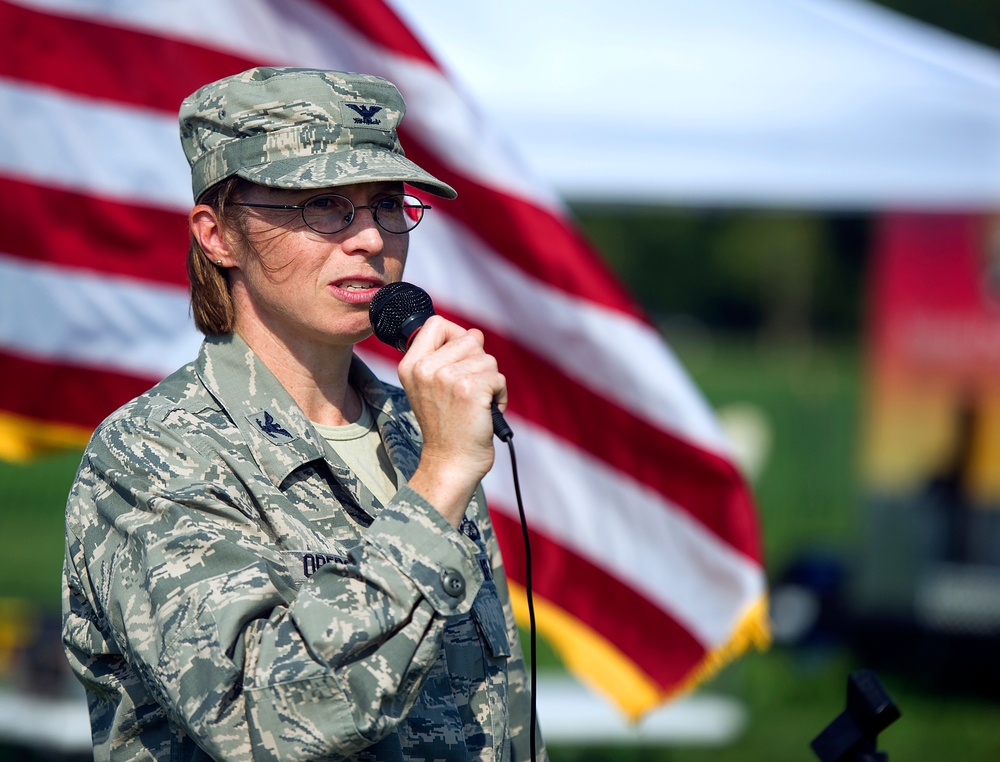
[375,194,425,234]
[302,195,355,234]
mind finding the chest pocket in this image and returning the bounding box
[470,572,511,659]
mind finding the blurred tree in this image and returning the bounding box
[870,0,1000,52]
[572,206,868,342]
[713,213,828,345]
[572,205,734,326]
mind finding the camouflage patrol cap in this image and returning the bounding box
[179,66,456,202]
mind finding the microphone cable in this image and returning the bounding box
[498,429,538,762]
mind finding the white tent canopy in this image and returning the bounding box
[391,0,1000,209]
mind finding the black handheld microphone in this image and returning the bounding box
[369,282,513,442]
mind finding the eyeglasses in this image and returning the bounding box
[232,193,430,235]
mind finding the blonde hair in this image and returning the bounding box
[186,178,249,335]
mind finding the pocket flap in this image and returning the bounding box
[471,581,511,659]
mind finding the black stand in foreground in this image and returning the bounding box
[811,670,901,762]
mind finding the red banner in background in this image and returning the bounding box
[0,0,767,717]
[855,211,1000,672]
[864,212,1000,503]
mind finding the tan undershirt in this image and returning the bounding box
[312,402,398,507]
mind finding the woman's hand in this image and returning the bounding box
[397,315,507,527]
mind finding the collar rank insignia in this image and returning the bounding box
[251,410,295,444]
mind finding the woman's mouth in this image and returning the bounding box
[330,278,383,303]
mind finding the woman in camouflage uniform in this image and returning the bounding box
[62,66,542,762]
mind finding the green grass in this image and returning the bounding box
[0,448,82,610]
[546,649,1000,761]
[3,339,1000,760]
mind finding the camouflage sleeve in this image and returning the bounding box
[473,486,549,762]
[64,412,484,761]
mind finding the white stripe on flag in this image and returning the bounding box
[0,254,201,376]
[0,77,190,210]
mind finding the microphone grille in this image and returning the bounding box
[369,282,435,350]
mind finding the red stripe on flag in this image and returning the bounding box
[0,178,189,286]
[491,508,706,690]
[0,350,158,430]
[313,0,437,66]
[0,0,254,110]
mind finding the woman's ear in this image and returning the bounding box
[189,204,232,267]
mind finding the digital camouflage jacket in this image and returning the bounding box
[62,332,542,761]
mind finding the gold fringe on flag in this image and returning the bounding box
[509,580,771,721]
[0,412,90,463]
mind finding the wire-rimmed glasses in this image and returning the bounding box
[233,193,430,235]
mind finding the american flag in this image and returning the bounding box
[0,0,768,718]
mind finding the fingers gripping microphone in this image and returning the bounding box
[369,282,513,441]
